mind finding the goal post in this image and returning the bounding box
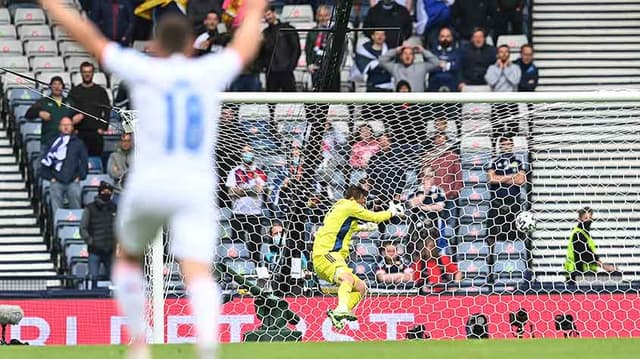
[147,90,640,342]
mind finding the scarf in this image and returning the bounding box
[41,135,70,172]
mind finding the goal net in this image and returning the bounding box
[147,91,640,342]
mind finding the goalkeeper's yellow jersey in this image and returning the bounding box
[313,199,392,260]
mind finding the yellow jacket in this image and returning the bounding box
[134,0,188,20]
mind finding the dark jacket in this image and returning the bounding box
[513,58,539,92]
[25,96,76,145]
[305,26,329,68]
[40,135,88,184]
[363,2,413,47]
[81,197,117,255]
[497,0,524,10]
[461,44,496,85]
[428,44,462,92]
[90,0,135,45]
[68,84,111,132]
[354,41,393,90]
[187,0,223,35]
[259,20,301,73]
[451,0,495,40]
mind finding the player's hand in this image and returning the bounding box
[388,201,405,218]
[357,222,378,232]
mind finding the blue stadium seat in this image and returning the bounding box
[222,257,256,276]
[353,240,379,261]
[87,156,103,174]
[239,119,279,150]
[385,223,408,240]
[65,241,87,268]
[80,174,112,206]
[460,152,491,169]
[459,186,491,204]
[54,208,82,242]
[492,259,528,285]
[494,240,528,260]
[462,169,488,185]
[456,241,490,261]
[459,204,489,224]
[458,259,489,282]
[349,259,378,281]
[217,240,250,260]
[12,104,31,120]
[458,223,488,240]
[20,121,40,142]
[6,88,40,107]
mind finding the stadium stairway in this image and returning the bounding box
[529,103,640,283]
[532,0,640,91]
[0,125,57,290]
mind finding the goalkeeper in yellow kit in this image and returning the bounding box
[313,185,405,329]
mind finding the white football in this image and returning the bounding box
[515,211,537,233]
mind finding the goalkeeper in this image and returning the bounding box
[312,185,405,329]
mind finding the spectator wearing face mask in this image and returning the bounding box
[564,207,617,282]
[263,222,309,272]
[226,145,268,265]
[80,181,117,289]
[428,26,462,92]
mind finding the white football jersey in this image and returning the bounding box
[102,43,242,183]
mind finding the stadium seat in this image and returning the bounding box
[52,25,72,41]
[57,225,81,249]
[459,204,489,224]
[80,175,112,206]
[462,169,488,185]
[0,40,23,56]
[350,259,379,282]
[24,40,58,57]
[0,55,29,72]
[458,223,488,240]
[59,41,88,57]
[13,8,47,26]
[496,34,528,53]
[492,259,528,285]
[65,241,87,268]
[54,208,83,244]
[221,257,256,276]
[1,71,34,91]
[8,2,40,17]
[6,88,40,107]
[0,24,17,39]
[281,5,314,23]
[494,240,528,260]
[30,56,64,72]
[217,240,250,260]
[35,71,70,88]
[456,241,490,261]
[20,122,41,143]
[385,223,409,240]
[0,8,10,25]
[460,136,492,153]
[353,240,379,261]
[458,260,490,280]
[65,56,97,72]
[87,156,104,174]
[17,25,52,41]
[12,104,31,119]
[460,152,491,169]
[459,186,491,204]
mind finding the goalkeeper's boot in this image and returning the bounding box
[327,309,345,330]
[332,309,357,322]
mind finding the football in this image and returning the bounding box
[515,211,537,233]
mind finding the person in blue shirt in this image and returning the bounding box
[428,26,462,92]
[487,136,527,243]
[407,166,448,251]
[513,44,539,92]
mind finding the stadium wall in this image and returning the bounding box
[2,294,640,345]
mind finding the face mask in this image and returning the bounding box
[440,40,451,48]
[242,152,255,164]
[99,192,111,201]
[272,234,283,246]
[582,220,592,231]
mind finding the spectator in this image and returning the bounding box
[494,0,524,40]
[428,26,462,92]
[416,0,454,48]
[193,11,231,54]
[513,44,538,92]
[412,238,462,293]
[272,144,303,214]
[375,242,414,284]
[305,5,332,89]
[80,181,117,288]
[487,136,526,243]
[426,133,462,221]
[367,134,406,205]
[349,124,380,170]
[134,0,187,27]
[107,133,133,194]
[91,0,135,46]
[25,76,80,146]
[485,44,521,141]
[364,0,413,48]
[68,62,111,157]
[226,145,268,264]
[187,0,223,35]
[352,31,393,92]
[433,117,458,146]
[407,167,446,248]
[371,0,413,13]
[317,121,348,197]
[459,28,496,89]
[396,80,411,92]
[263,221,309,273]
[217,107,248,208]
[259,5,301,92]
[40,117,88,214]
[564,207,617,282]
[450,0,494,44]
[379,45,439,92]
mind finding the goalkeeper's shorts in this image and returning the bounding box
[313,252,352,284]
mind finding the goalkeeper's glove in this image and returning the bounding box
[388,201,405,218]
[357,222,379,232]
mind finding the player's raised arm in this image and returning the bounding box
[40,0,109,60]
[227,0,268,68]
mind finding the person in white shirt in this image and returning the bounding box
[40,1,266,358]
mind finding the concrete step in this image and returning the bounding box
[0,227,40,235]
[0,208,35,216]
[539,76,640,85]
[0,173,23,181]
[533,20,640,28]
[0,200,31,208]
[0,252,51,262]
[536,84,640,92]
[0,244,47,252]
[0,191,29,199]
[534,36,640,44]
[535,0,640,3]
[536,60,640,68]
[534,4,640,12]
[0,262,53,271]
[0,182,26,190]
[535,28,640,36]
[0,148,13,156]
[0,271,56,277]
[0,156,18,164]
[0,236,45,244]
[0,217,37,226]
[533,12,640,20]
[0,164,20,172]
[536,43,640,52]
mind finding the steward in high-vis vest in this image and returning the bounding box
[564,207,616,281]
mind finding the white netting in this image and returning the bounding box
[145,93,640,342]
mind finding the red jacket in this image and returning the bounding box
[411,255,459,286]
[429,150,463,200]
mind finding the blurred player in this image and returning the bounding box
[40,0,266,358]
[312,185,404,329]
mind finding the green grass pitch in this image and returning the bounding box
[4,338,640,359]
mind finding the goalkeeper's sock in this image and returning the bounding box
[347,291,362,312]
[113,261,147,344]
[336,279,353,312]
[187,276,220,356]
